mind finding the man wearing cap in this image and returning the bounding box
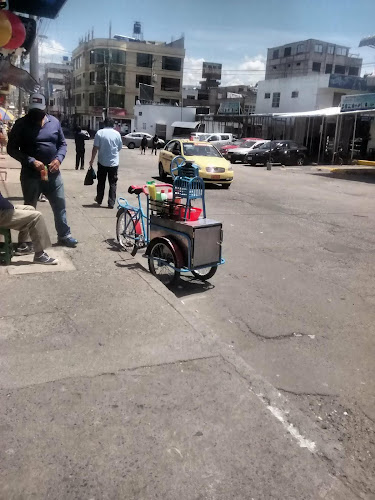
[7,93,77,252]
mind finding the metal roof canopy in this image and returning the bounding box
[250,107,375,119]
[359,35,375,48]
[171,121,200,129]
[8,0,68,19]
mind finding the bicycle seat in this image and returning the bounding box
[128,185,143,195]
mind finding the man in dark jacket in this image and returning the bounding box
[0,191,57,264]
[140,135,148,155]
[151,134,159,155]
[74,126,90,170]
[7,93,77,253]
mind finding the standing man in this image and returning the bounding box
[89,118,122,209]
[140,135,148,155]
[74,126,90,170]
[151,134,159,156]
[7,93,78,252]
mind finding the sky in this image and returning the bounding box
[39,0,375,86]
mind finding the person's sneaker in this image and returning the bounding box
[33,252,58,265]
[58,235,78,247]
[94,196,101,206]
[39,194,47,202]
[15,242,34,256]
[108,205,114,209]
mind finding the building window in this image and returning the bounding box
[186,94,196,100]
[327,45,335,54]
[273,65,277,70]
[348,66,359,76]
[89,72,95,85]
[75,94,81,107]
[90,49,105,64]
[325,63,333,74]
[75,76,82,88]
[89,93,94,106]
[336,47,347,56]
[161,77,180,92]
[137,53,153,68]
[136,74,152,88]
[296,43,305,54]
[334,65,346,75]
[94,91,105,106]
[162,56,182,71]
[110,71,125,86]
[109,94,124,108]
[160,98,180,105]
[111,50,126,65]
[264,92,271,99]
[296,62,301,66]
[291,91,299,98]
[272,92,280,108]
[312,62,321,72]
[314,44,323,53]
[284,47,292,57]
[272,49,279,59]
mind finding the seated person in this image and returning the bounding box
[0,191,57,265]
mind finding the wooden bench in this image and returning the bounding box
[0,227,13,265]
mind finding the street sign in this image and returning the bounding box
[340,93,375,112]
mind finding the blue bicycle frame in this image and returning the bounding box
[117,194,149,247]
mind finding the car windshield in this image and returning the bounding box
[183,144,222,157]
[241,141,256,148]
[258,142,271,150]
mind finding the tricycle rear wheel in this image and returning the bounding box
[116,208,138,256]
[192,266,217,281]
[148,239,180,285]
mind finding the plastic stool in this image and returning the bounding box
[0,227,13,265]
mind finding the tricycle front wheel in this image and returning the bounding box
[116,208,138,256]
[148,239,180,285]
[192,266,218,281]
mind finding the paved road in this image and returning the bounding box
[0,140,374,498]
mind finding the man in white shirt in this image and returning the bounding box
[89,119,123,209]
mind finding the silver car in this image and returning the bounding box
[122,132,165,149]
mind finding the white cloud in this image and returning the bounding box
[183,54,266,87]
[183,56,205,86]
[39,39,69,64]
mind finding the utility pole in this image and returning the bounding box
[104,50,111,120]
[29,16,39,84]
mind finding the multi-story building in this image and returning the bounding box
[71,32,185,131]
[43,61,73,118]
[265,39,362,80]
[256,39,365,114]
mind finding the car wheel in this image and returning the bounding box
[230,157,236,164]
[159,162,167,180]
[127,142,135,149]
[296,156,305,166]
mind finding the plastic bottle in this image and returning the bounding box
[40,165,48,181]
[160,189,167,201]
[147,182,156,200]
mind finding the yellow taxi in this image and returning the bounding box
[158,139,234,188]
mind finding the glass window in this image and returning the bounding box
[312,62,321,72]
[348,66,359,76]
[314,44,323,53]
[334,65,346,75]
[109,94,124,108]
[90,49,106,64]
[265,92,270,99]
[89,93,94,106]
[111,50,126,65]
[271,92,280,108]
[296,44,305,54]
[284,47,291,57]
[110,71,125,86]
[75,76,81,88]
[136,74,152,88]
[272,49,279,59]
[162,56,182,71]
[75,94,81,106]
[137,53,153,68]
[94,91,105,106]
[166,141,176,152]
[325,63,333,74]
[183,144,221,157]
[89,72,95,85]
[161,77,180,92]
[336,47,347,56]
[291,91,299,98]
[327,45,335,54]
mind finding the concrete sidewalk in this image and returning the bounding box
[0,148,357,499]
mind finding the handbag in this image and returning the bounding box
[84,166,96,185]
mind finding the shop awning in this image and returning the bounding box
[274,107,341,118]
[171,121,200,129]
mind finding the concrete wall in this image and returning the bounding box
[132,104,196,140]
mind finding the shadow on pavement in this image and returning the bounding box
[169,276,215,298]
[311,172,375,184]
[115,260,147,273]
[105,238,123,252]
[82,203,102,208]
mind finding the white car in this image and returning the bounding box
[122,132,165,149]
[227,140,267,164]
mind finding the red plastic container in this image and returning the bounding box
[173,206,202,221]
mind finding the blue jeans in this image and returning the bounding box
[20,169,71,239]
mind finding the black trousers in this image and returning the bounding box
[96,163,118,207]
[76,149,85,169]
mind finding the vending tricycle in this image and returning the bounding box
[116,158,225,285]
